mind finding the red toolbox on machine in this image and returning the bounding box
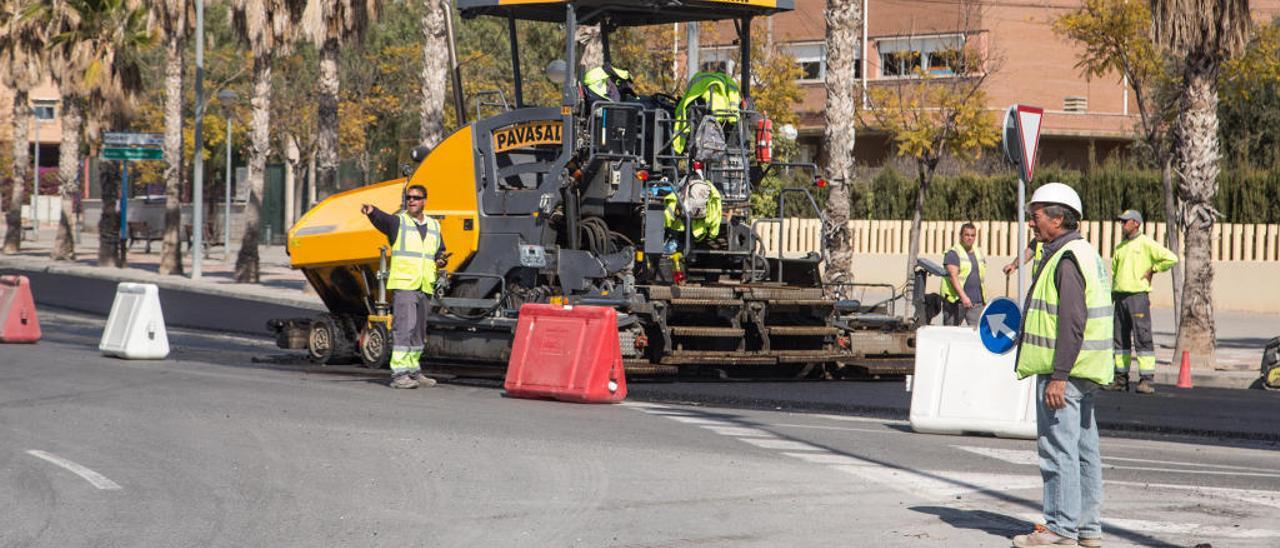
[504,303,627,403]
[0,275,41,343]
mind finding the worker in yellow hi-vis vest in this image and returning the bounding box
[1107,209,1179,394]
[941,222,986,326]
[362,184,450,389]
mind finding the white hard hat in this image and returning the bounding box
[1028,182,1083,218]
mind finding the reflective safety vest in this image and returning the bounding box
[663,183,722,242]
[1111,234,1178,293]
[583,66,632,102]
[673,71,742,153]
[1016,239,1115,385]
[940,244,987,304]
[387,213,442,293]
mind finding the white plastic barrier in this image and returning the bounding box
[909,326,1037,439]
[99,283,170,360]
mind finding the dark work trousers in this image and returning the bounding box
[390,289,431,375]
[1112,292,1155,380]
[942,300,983,326]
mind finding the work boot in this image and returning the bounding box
[412,372,437,387]
[1012,524,1077,546]
[1078,537,1103,547]
[1135,378,1155,394]
[390,374,419,389]
[1104,376,1128,392]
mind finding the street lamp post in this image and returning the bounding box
[218,89,236,261]
[191,0,206,279]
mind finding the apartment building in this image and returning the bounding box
[0,80,63,173]
[697,0,1280,169]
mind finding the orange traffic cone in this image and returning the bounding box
[1176,350,1193,389]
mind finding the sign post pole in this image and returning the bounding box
[1002,104,1043,306]
[120,161,129,266]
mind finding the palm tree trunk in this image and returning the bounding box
[4,89,30,254]
[52,97,83,261]
[159,30,185,275]
[1172,59,1218,370]
[820,0,860,288]
[235,54,272,283]
[1160,157,1182,330]
[96,161,120,267]
[419,0,448,148]
[317,36,340,196]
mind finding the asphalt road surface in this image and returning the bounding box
[3,312,1280,547]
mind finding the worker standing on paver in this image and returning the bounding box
[1012,183,1113,548]
[361,184,449,389]
[1108,209,1178,394]
[941,222,986,326]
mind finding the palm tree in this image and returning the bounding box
[821,1,860,290]
[0,0,43,254]
[301,0,376,195]
[419,0,448,148]
[231,0,303,282]
[29,0,152,262]
[1149,0,1252,369]
[153,0,189,275]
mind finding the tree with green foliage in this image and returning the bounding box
[861,45,999,318]
[0,0,44,254]
[1150,0,1252,370]
[1219,18,1280,168]
[1054,0,1186,325]
[28,0,153,262]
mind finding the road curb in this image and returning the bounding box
[0,260,323,337]
[0,255,323,312]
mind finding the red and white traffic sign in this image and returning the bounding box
[1015,105,1043,181]
[1002,105,1043,182]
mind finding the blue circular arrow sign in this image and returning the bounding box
[979,297,1022,355]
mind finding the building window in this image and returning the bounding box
[33,100,56,120]
[787,43,826,82]
[877,34,966,78]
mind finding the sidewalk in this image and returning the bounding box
[0,228,320,310]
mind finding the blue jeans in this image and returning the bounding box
[1036,375,1104,541]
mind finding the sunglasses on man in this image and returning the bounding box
[406,194,425,201]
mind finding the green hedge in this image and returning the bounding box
[849,164,1280,223]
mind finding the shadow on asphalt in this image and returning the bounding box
[648,406,1177,548]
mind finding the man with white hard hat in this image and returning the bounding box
[1012,182,1114,548]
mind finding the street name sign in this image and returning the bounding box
[101,148,164,161]
[103,132,164,148]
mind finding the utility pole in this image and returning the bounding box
[686,21,700,80]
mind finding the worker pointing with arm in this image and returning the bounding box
[1012,183,1112,548]
[361,183,449,389]
[1107,209,1178,394]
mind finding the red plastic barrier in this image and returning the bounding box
[504,303,626,403]
[0,275,41,343]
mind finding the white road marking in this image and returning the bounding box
[954,445,1039,466]
[668,416,734,426]
[1105,455,1280,474]
[26,450,122,490]
[704,426,777,438]
[783,452,876,466]
[769,423,900,435]
[796,412,910,426]
[956,445,1280,478]
[1018,513,1280,540]
[738,438,824,452]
